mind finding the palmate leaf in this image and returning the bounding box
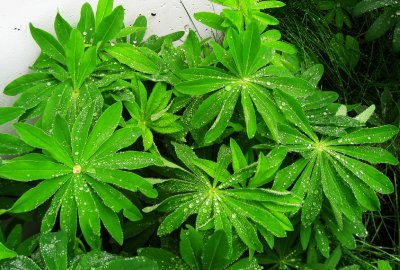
[0,102,162,248]
[271,93,398,229]
[4,53,101,128]
[176,23,314,143]
[125,81,183,150]
[144,143,300,252]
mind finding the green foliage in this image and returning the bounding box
[0,231,159,270]
[144,143,300,251]
[0,0,398,268]
[195,0,285,32]
[176,22,312,143]
[124,80,183,150]
[138,227,262,270]
[0,103,161,248]
[315,0,359,29]
[353,0,400,52]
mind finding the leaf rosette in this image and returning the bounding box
[0,102,162,248]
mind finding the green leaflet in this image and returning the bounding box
[66,30,97,89]
[95,0,114,27]
[129,15,147,44]
[249,148,288,187]
[77,3,96,43]
[15,122,73,166]
[329,146,398,165]
[0,161,70,181]
[54,12,72,46]
[274,89,318,142]
[330,125,399,145]
[0,242,18,260]
[93,6,124,45]
[0,107,24,125]
[0,134,33,156]
[91,168,158,198]
[10,176,69,213]
[202,230,229,270]
[204,88,240,143]
[74,174,101,249]
[194,12,226,31]
[230,138,248,172]
[105,44,162,74]
[82,102,122,160]
[29,23,65,64]
[3,73,54,96]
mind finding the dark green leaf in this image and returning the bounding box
[180,227,203,270]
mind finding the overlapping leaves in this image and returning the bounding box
[138,227,262,270]
[195,0,285,32]
[144,142,301,251]
[0,102,162,248]
[0,231,159,270]
[269,90,398,229]
[124,80,183,150]
[353,0,400,52]
[176,23,314,144]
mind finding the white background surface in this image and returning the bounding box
[0,0,220,109]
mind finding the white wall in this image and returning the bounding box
[0,0,220,108]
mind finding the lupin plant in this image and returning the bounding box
[0,0,398,268]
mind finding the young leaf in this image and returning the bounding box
[82,102,122,160]
[0,242,17,260]
[66,29,85,88]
